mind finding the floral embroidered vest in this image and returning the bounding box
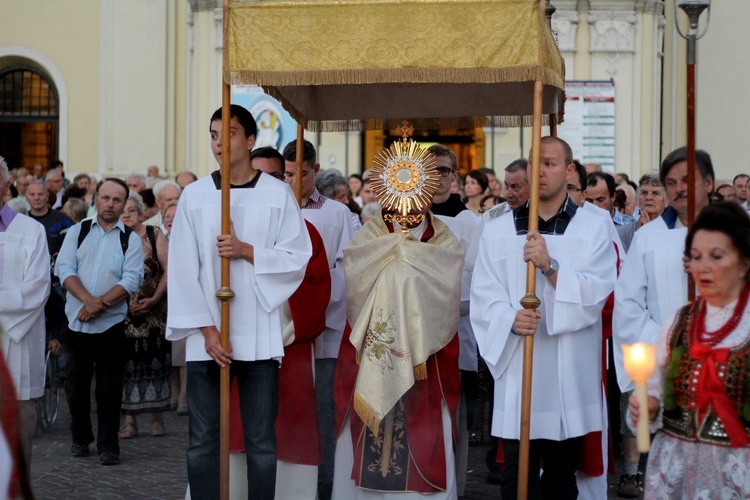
[662,301,750,446]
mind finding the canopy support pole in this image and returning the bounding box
[517,78,544,500]
[216,82,235,500]
[295,123,304,204]
[686,32,697,302]
[218,3,234,497]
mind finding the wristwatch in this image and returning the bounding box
[543,258,559,278]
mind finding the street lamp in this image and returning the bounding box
[674,0,711,302]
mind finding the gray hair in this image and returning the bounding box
[315,170,349,199]
[127,173,147,187]
[64,197,88,223]
[153,179,181,201]
[0,155,8,183]
[361,202,381,219]
[128,191,145,214]
[7,197,27,214]
[46,169,61,181]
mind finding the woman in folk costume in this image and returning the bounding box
[333,133,465,498]
[629,202,750,497]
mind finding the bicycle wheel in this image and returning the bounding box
[36,351,60,431]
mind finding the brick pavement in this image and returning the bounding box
[31,397,626,499]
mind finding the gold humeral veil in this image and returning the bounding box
[224,0,565,131]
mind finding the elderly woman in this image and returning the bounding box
[629,202,750,497]
[118,191,170,437]
[316,169,362,230]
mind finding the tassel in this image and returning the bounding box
[354,392,382,435]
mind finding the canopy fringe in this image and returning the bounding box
[228,66,563,89]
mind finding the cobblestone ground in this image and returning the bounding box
[31,396,626,499]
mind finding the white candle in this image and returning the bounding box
[622,343,657,453]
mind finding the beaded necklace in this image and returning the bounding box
[691,284,750,347]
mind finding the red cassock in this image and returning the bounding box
[229,221,331,465]
[334,328,460,492]
[0,350,24,498]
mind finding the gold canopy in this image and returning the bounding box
[224,0,565,131]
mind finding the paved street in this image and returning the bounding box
[31,396,626,499]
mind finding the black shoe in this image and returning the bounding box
[99,451,119,466]
[617,473,642,498]
[487,470,503,485]
[71,443,89,457]
[317,481,332,500]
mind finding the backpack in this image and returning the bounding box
[77,219,133,254]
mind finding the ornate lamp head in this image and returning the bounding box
[675,0,711,38]
[370,122,441,233]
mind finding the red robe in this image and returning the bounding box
[229,221,331,465]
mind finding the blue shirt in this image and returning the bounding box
[54,217,143,333]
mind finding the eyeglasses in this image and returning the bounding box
[435,167,455,178]
[567,184,583,192]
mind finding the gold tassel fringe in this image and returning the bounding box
[354,391,382,435]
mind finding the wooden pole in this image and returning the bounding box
[686,33,697,302]
[295,123,304,205]
[217,2,234,498]
[517,78,544,500]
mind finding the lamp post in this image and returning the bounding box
[674,0,710,301]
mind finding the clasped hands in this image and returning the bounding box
[77,295,107,322]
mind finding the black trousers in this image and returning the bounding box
[63,323,127,455]
[501,436,583,500]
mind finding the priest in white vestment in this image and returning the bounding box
[0,156,51,475]
[471,137,616,499]
[167,106,311,500]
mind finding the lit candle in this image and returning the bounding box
[622,343,657,453]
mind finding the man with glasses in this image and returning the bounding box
[566,161,587,207]
[428,145,469,217]
[426,144,480,495]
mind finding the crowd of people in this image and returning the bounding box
[2,104,750,499]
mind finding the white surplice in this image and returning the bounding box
[613,216,687,393]
[302,199,354,359]
[166,174,311,362]
[436,211,481,371]
[470,209,616,441]
[0,214,51,399]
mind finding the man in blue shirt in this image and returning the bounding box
[55,178,143,466]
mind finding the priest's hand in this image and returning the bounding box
[513,309,541,336]
[201,325,233,367]
[217,221,254,264]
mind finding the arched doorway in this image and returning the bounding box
[0,66,59,171]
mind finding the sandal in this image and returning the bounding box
[151,419,165,437]
[118,422,138,439]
